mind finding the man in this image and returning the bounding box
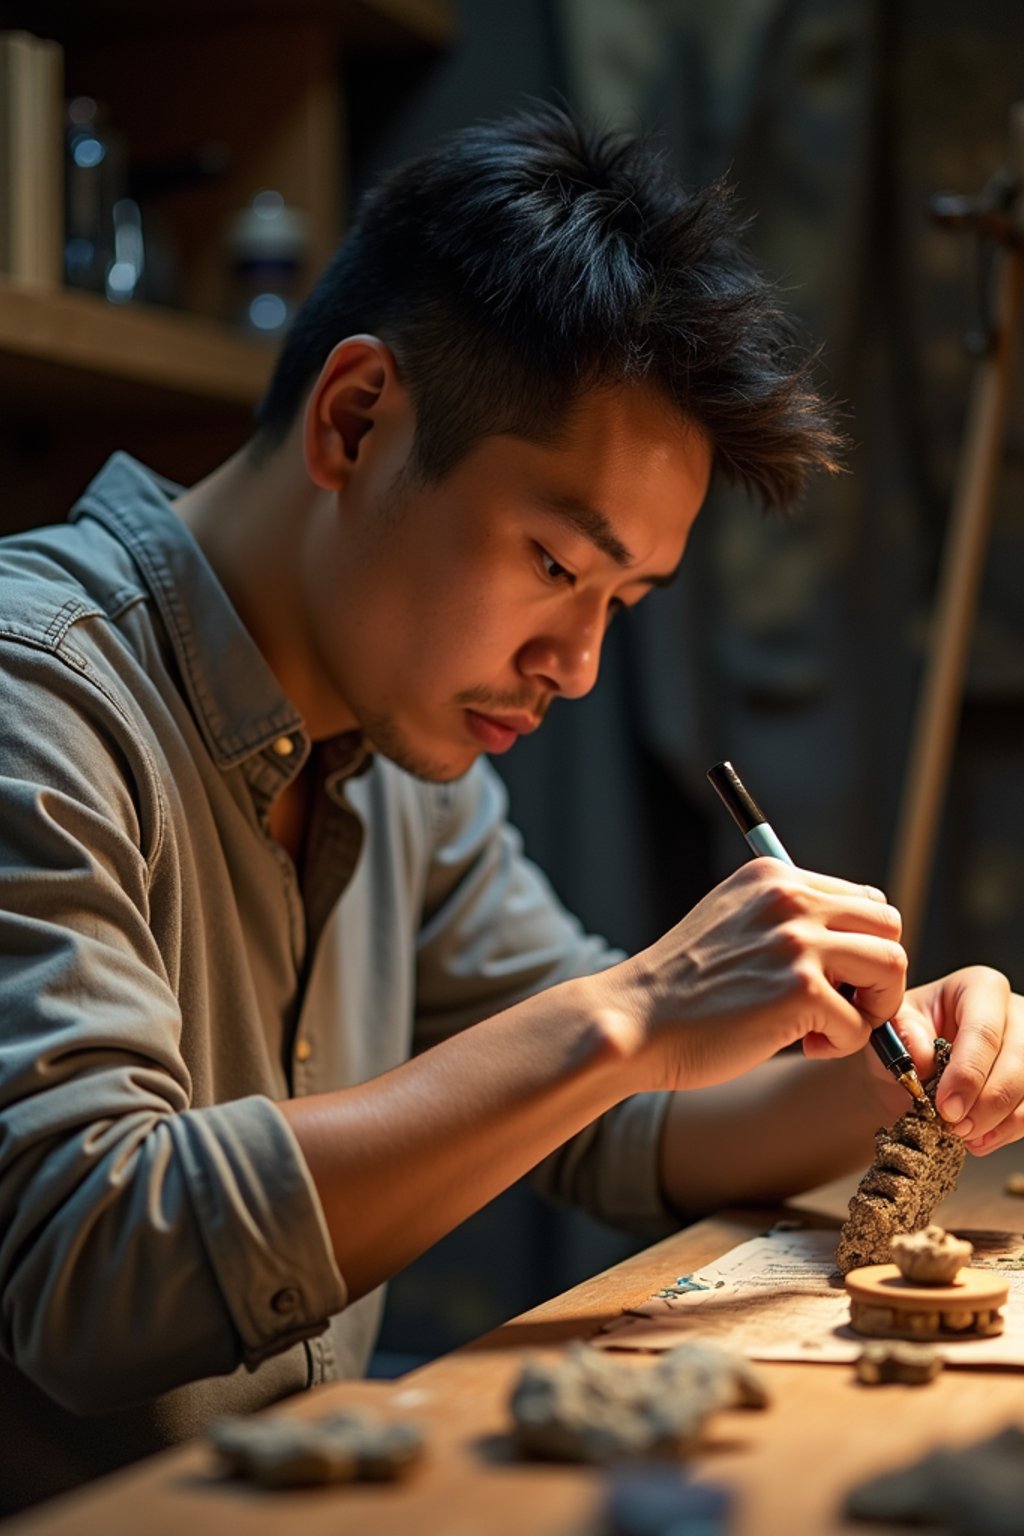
[0,105,1020,1511]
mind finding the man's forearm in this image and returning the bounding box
[280,973,651,1300]
[658,1049,906,1220]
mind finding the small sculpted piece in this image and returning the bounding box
[209,1411,425,1488]
[510,1341,768,1463]
[890,1225,973,1285]
[836,1039,966,1276]
[854,1340,943,1386]
[846,1260,1008,1341]
[1004,1172,1024,1196]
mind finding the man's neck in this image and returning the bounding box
[174,435,359,741]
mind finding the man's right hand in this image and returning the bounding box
[608,857,908,1093]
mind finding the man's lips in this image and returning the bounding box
[464,709,541,753]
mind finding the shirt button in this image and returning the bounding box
[272,735,296,757]
[271,1286,299,1315]
[294,1038,312,1063]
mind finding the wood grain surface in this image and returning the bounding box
[9,1143,1024,1536]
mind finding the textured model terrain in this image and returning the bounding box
[835,1039,965,1276]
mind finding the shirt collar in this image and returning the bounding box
[71,452,314,771]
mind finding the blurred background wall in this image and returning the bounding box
[357,0,1024,1372]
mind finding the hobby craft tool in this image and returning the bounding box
[707,760,932,1114]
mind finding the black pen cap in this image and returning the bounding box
[706,761,768,836]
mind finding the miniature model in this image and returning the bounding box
[836,1041,966,1275]
[890,1225,973,1285]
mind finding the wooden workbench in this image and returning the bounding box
[9,1145,1024,1536]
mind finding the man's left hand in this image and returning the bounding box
[893,967,1024,1153]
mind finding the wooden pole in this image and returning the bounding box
[888,107,1024,960]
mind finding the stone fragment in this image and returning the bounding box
[836,1040,966,1275]
[208,1410,425,1488]
[941,1308,975,1331]
[854,1340,942,1385]
[890,1224,973,1284]
[509,1341,768,1463]
[854,1306,894,1333]
[844,1424,1024,1535]
[604,1466,733,1535]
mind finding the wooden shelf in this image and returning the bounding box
[0,0,457,405]
[0,0,455,522]
[0,279,273,408]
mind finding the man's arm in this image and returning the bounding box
[0,644,345,1413]
[280,852,909,1299]
[280,969,649,1299]
[657,1048,902,1220]
[284,770,1024,1292]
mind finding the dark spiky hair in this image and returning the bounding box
[253,103,843,508]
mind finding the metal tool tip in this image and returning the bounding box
[900,1070,936,1118]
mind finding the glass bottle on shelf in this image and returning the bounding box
[227,190,310,339]
[64,96,127,294]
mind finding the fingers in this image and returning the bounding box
[735,859,909,1042]
[935,967,1012,1126]
[745,861,901,943]
[788,864,894,912]
[963,1113,1024,1157]
[739,857,893,911]
[934,972,1021,1147]
[821,895,903,942]
[802,1026,860,1061]
[819,931,908,1024]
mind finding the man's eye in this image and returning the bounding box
[537,546,573,584]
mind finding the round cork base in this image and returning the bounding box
[845,1265,1009,1341]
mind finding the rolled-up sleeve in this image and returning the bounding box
[0,642,344,1415]
[413,759,679,1236]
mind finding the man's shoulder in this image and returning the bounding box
[0,517,145,658]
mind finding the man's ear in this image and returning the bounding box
[303,335,403,491]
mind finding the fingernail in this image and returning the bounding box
[943,1095,965,1124]
[954,1117,974,1139]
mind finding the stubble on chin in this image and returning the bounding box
[358,708,473,784]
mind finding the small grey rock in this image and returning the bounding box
[209,1410,425,1487]
[854,1340,943,1385]
[844,1425,1024,1533]
[509,1341,768,1463]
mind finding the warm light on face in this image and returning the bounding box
[299,384,711,781]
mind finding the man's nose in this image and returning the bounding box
[517,611,605,700]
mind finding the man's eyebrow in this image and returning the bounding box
[535,492,681,586]
[536,492,633,565]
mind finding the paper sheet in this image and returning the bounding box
[596,1226,1024,1366]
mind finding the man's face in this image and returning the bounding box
[302,383,711,780]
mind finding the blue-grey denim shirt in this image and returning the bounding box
[0,453,672,1509]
